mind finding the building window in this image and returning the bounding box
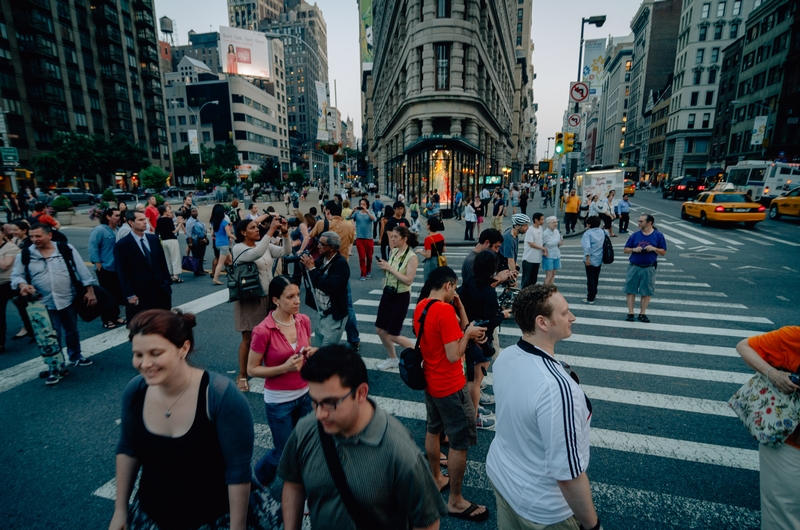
[518,8,523,19]
[202,131,210,142]
[625,60,632,71]
[711,48,720,62]
[717,1,726,17]
[179,132,188,142]
[714,25,723,40]
[170,132,177,143]
[190,115,197,125]
[178,116,186,125]
[693,70,702,84]
[688,113,696,129]
[691,91,699,106]
[696,48,705,63]
[436,43,450,90]
[437,0,451,18]
[733,0,741,15]
[702,113,711,128]
[516,35,522,46]
[705,90,714,105]
[708,69,717,83]
[699,26,708,41]
[702,3,710,18]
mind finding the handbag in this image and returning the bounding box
[226,249,265,302]
[728,371,800,446]
[398,300,438,390]
[317,422,383,530]
[181,255,201,273]
[431,238,447,267]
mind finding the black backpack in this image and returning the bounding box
[602,234,615,264]
[399,300,438,390]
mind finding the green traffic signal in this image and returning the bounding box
[555,143,564,154]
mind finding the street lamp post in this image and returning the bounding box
[545,136,554,159]
[575,15,606,114]
[186,100,219,185]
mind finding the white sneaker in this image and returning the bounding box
[377,358,400,371]
[476,414,496,430]
[478,405,494,417]
[480,379,488,390]
[479,391,495,405]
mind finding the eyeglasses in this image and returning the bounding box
[310,388,357,412]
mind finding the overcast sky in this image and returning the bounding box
[154,0,645,160]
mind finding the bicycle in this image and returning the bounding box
[540,194,555,208]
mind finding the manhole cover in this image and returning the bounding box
[679,253,729,260]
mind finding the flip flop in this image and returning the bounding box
[440,453,448,468]
[438,476,450,493]
[116,318,127,325]
[237,378,249,392]
[102,322,117,329]
[172,277,184,283]
[449,503,489,522]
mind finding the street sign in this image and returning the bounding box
[0,147,18,163]
[569,82,589,103]
[573,142,582,153]
[568,114,581,127]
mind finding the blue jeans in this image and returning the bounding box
[345,283,359,344]
[254,393,313,486]
[48,304,82,362]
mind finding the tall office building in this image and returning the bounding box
[595,35,634,166]
[0,0,169,190]
[368,0,522,211]
[664,0,756,178]
[227,0,282,31]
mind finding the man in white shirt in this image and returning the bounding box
[486,285,601,530]
[521,212,546,289]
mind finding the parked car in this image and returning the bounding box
[768,186,800,220]
[667,177,710,201]
[680,192,766,227]
[51,187,95,206]
[163,187,186,199]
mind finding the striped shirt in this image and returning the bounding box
[486,340,592,525]
[278,399,446,529]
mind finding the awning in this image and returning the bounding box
[702,167,724,177]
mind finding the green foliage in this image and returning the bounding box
[205,165,237,188]
[32,152,66,184]
[287,169,305,187]
[102,189,116,202]
[154,194,165,206]
[139,166,169,191]
[212,143,241,172]
[173,144,202,179]
[51,195,74,212]
[250,156,281,187]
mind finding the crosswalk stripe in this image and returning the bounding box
[736,229,800,247]
[656,223,717,245]
[736,235,774,246]
[668,222,744,246]
[551,283,726,296]
[565,304,772,324]
[544,276,711,287]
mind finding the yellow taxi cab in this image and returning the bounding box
[680,191,766,227]
[624,179,636,196]
[769,186,800,220]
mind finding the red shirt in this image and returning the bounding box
[424,233,445,254]
[250,312,311,392]
[145,205,159,233]
[32,213,58,228]
[413,299,465,398]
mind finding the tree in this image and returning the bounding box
[287,169,305,188]
[32,152,67,184]
[205,165,237,188]
[139,165,169,190]
[250,156,281,187]
[211,143,240,172]
[173,145,202,182]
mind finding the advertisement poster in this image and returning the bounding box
[358,0,373,71]
[750,115,768,145]
[187,129,199,154]
[219,26,271,79]
[315,81,329,141]
[582,38,606,99]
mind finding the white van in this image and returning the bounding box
[724,161,800,203]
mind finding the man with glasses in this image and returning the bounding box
[279,344,446,530]
[300,231,350,347]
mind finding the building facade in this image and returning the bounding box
[172,31,222,74]
[664,0,756,178]
[370,0,520,211]
[772,4,799,161]
[709,36,743,165]
[597,35,634,166]
[228,0,282,31]
[0,0,169,190]
[645,85,673,180]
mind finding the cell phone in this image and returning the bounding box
[472,319,490,327]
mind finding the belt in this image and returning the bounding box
[631,262,655,268]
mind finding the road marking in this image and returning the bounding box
[674,223,745,246]
[777,295,789,301]
[658,232,687,246]
[783,266,798,272]
[0,291,229,394]
[372,285,731,298]
[738,277,756,286]
[736,230,800,247]
[538,276,711,287]
[566,303,772,324]
[736,235,774,246]
[580,385,736,417]
[710,263,721,268]
[656,224,716,245]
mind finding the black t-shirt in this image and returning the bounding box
[156,217,177,240]
[493,198,504,216]
[381,216,410,246]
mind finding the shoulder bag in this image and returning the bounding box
[398,300,438,390]
[226,248,265,302]
[602,234,614,264]
[728,370,800,446]
[429,236,447,267]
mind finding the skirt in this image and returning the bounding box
[375,289,411,336]
[234,296,270,332]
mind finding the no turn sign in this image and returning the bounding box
[570,82,589,103]
[568,114,581,127]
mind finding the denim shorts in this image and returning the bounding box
[542,257,561,271]
[217,245,230,257]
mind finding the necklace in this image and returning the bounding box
[163,371,193,418]
[272,312,295,327]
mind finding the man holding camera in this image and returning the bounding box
[300,231,350,347]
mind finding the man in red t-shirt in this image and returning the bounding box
[144,195,158,233]
[30,203,61,230]
[413,266,489,522]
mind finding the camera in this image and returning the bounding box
[383,286,397,295]
[790,373,800,386]
[472,319,490,327]
[287,216,301,228]
[284,249,311,264]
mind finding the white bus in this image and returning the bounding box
[724,161,800,203]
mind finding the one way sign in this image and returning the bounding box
[569,82,589,103]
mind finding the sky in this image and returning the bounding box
[154,0,645,161]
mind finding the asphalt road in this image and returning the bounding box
[0,191,798,529]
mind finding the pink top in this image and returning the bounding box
[250,312,311,391]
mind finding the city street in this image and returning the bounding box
[0,190,798,529]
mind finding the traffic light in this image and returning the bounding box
[564,133,575,153]
[554,132,564,155]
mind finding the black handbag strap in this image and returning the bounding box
[414,299,439,348]
[316,421,380,530]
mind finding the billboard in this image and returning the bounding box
[582,38,606,99]
[358,0,373,71]
[187,129,199,154]
[315,81,329,141]
[219,26,271,79]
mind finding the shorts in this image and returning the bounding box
[478,216,484,223]
[424,387,477,451]
[374,289,411,336]
[217,245,230,257]
[600,213,613,229]
[624,263,656,297]
[542,257,561,271]
[511,199,519,207]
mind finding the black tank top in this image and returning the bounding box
[135,371,230,529]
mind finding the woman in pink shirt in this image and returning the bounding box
[247,276,316,486]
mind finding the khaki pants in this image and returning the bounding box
[314,314,347,347]
[491,480,581,530]
[760,443,800,530]
[492,215,503,231]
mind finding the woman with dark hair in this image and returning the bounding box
[349,197,376,280]
[458,250,510,430]
[156,204,185,284]
[226,43,238,74]
[211,204,234,285]
[374,226,418,371]
[463,197,476,241]
[474,195,484,234]
[247,276,316,486]
[417,216,446,281]
[378,204,396,260]
[231,214,289,392]
[109,309,281,530]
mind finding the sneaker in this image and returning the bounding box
[582,298,595,305]
[45,370,65,385]
[478,405,494,417]
[479,391,495,405]
[638,314,651,323]
[376,358,399,371]
[480,379,488,390]
[348,342,360,352]
[359,276,366,281]
[71,357,93,367]
[476,414,496,430]
[366,273,372,279]
[625,314,635,322]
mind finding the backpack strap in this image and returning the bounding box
[413,299,439,344]
[21,246,31,285]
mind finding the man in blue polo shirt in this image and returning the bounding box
[622,213,667,323]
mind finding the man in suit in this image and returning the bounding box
[114,209,172,323]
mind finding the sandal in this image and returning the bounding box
[172,277,184,284]
[237,377,249,392]
[116,318,127,325]
[212,280,224,285]
[102,322,117,329]
[449,503,489,522]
